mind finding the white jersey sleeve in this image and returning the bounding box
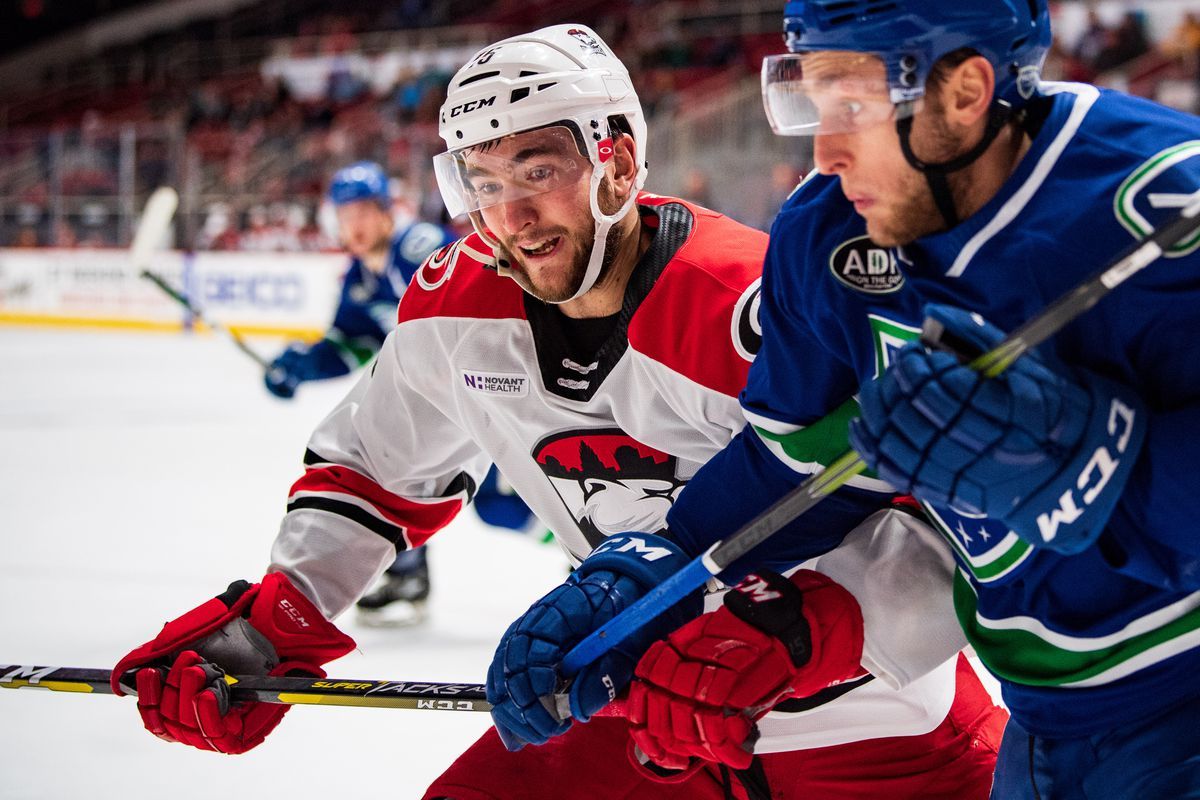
[810,508,966,690]
[270,330,490,619]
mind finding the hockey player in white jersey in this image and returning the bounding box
[112,25,1004,798]
[264,161,535,626]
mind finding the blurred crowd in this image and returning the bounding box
[2,2,1197,251]
[1044,9,1200,86]
[2,2,781,250]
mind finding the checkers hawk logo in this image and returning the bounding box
[532,429,691,549]
[829,235,904,294]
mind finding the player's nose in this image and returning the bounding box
[499,195,537,233]
[813,134,852,176]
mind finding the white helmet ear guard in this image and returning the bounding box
[436,24,648,302]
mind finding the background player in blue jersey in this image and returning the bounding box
[264,161,450,401]
[621,1,1200,796]
[267,161,535,625]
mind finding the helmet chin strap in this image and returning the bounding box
[558,160,638,304]
[471,159,638,305]
[894,99,1012,229]
[466,212,511,275]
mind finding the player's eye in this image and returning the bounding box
[470,180,502,198]
[525,165,556,184]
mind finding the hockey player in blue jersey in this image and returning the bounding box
[487,1,1200,796]
[264,161,450,401]
[267,161,535,625]
[625,1,1200,796]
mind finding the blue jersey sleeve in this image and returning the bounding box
[665,424,890,582]
[1031,106,1200,578]
[303,260,398,376]
[666,180,894,581]
[1097,156,1200,571]
[303,222,457,378]
[391,222,455,285]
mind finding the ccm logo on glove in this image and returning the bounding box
[277,598,311,629]
[590,536,677,562]
[1036,397,1137,544]
[735,574,785,604]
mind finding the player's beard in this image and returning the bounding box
[868,108,974,247]
[344,229,393,270]
[500,178,629,304]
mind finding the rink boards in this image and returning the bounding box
[0,247,345,339]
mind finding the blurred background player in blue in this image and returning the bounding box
[264,160,446,401]
[266,161,535,625]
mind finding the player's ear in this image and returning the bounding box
[608,132,638,200]
[938,55,994,129]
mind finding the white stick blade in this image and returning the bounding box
[130,186,179,271]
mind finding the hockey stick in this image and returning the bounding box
[132,188,270,370]
[138,269,269,370]
[560,190,1200,677]
[130,186,178,275]
[0,664,489,712]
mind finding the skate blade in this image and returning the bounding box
[355,600,429,629]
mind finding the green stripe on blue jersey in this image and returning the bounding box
[748,398,893,494]
[327,328,379,369]
[955,570,1200,688]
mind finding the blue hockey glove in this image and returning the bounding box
[486,533,703,751]
[264,346,312,399]
[265,340,357,398]
[849,304,1146,554]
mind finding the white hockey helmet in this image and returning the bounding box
[434,24,648,302]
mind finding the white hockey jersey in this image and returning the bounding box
[269,194,966,750]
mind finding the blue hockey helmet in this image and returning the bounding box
[780,0,1051,109]
[328,161,391,209]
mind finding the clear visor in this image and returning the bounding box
[761,53,919,136]
[433,125,591,218]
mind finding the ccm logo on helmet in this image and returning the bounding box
[449,96,496,118]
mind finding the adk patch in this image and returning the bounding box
[829,236,904,294]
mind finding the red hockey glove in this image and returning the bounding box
[113,572,355,754]
[627,569,864,770]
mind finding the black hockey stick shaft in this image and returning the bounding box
[947,191,1200,377]
[140,269,271,370]
[0,664,489,712]
[561,191,1200,676]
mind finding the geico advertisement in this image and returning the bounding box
[0,249,344,334]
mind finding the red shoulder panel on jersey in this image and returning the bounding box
[399,231,527,324]
[630,197,768,398]
[287,464,465,549]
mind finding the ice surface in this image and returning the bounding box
[0,328,569,799]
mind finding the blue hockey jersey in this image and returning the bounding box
[667,82,1200,738]
[302,221,453,379]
